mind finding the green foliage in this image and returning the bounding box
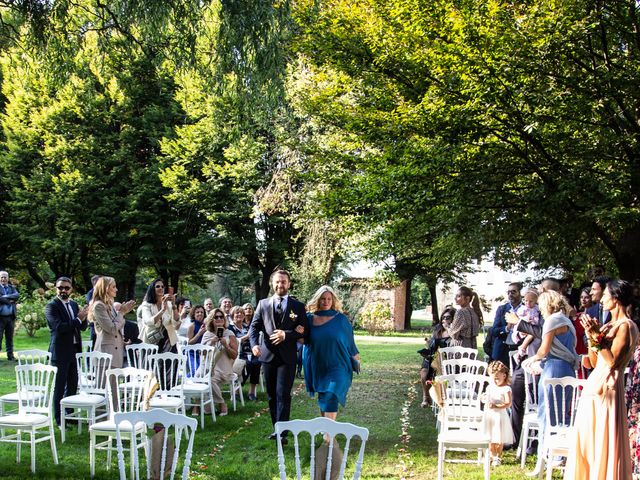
[411,277,432,310]
[289,0,640,280]
[358,300,393,335]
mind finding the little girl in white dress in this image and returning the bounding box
[483,360,515,466]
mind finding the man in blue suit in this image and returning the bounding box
[45,276,89,426]
[0,271,19,361]
[489,282,522,366]
[249,269,308,444]
[586,275,611,325]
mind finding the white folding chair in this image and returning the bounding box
[436,373,490,480]
[0,350,52,419]
[275,417,369,480]
[148,353,185,414]
[89,367,152,478]
[438,346,478,365]
[125,343,158,371]
[181,344,216,428]
[222,373,245,411]
[60,351,112,442]
[440,359,488,376]
[176,335,188,355]
[0,364,58,473]
[115,409,197,480]
[539,376,585,480]
[517,367,540,468]
[82,340,93,353]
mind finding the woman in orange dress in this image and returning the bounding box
[564,279,639,479]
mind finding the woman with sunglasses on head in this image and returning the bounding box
[140,279,181,352]
[202,308,238,416]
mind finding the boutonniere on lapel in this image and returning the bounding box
[289,312,298,321]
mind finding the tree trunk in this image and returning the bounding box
[393,278,413,331]
[429,284,439,325]
[615,229,640,281]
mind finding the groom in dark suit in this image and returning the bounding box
[45,276,89,426]
[249,269,308,443]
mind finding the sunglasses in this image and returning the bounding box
[155,285,165,289]
[507,289,518,294]
[214,315,225,319]
[56,286,71,291]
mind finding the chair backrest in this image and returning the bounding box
[126,343,159,371]
[81,340,93,353]
[115,409,197,480]
[523,367,540,414]
[76,351,113,395]
[436,373,490,415]
[542,376,584,436]
[16,349,51,366]
[176,336,188,355]
[441,359,488,376]
[438,346,478,364]
[105,367,152,416]
[15,363,57,415]
[275,417,369,480]
[182,344,216,384]
[149,352,184,395]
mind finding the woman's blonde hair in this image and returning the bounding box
[230,305,244,322]
[89,276,116,322]
[306,285,343,313]
[538,290,572,318]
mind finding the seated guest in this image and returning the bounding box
[202,308,238,416]
[420,306,453,407]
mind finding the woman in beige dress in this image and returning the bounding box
[565,279,639,479]
[89,276,136,368]
[202,308,238,416]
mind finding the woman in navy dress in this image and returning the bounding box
[302,285,359,421]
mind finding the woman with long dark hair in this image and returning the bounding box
[565,280,639,479]
[139,278,181,352]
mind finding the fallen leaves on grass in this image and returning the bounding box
[396,380,418,479]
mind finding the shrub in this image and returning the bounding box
[359,301,394,335]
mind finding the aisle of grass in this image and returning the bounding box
[0,329,550,479]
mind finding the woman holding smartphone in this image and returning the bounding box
[140,279,181,352]
[202,308,238,416]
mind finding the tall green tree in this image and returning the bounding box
[290,0,640,281]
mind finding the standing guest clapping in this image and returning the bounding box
[565,280,639,479]
[249,269,308,444]
[302,285,359,423]
[45,276,89,426]
[90,276,136,369]
[140,279,181,353]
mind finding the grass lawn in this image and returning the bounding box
[0,328,549,479]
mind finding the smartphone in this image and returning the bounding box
[216,327,224,338]
[184,300,191,308]
[167,286,174,295]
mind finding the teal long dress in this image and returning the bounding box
[302,309,359,411]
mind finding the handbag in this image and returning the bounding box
[351,356,361,374]
[146,325,165,345]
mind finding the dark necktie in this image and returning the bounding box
[66,302,74,322]
[598,304,603,324]
[276,298,283,325]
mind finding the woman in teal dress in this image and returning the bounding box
[302,285,359,421]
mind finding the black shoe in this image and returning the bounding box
[268,432,278,440]
[279,436,288,445]
[7,356,16,361]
